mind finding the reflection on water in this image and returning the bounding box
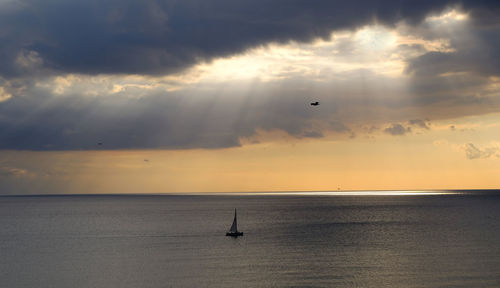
[216,190,465,196]
[0,192,499,287]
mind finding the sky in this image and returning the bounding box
[1,0,500,194]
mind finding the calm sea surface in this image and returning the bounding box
[0,192,499,287]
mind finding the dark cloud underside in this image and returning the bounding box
[1,0,500,151]
[0,84,339,150]
[1,0,499,77]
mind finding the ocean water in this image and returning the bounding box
[0,192,499,287]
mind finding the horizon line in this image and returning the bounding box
[1,189,500,197]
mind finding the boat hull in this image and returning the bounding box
[226,231,243,237]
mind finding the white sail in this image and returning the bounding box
[229,209,238,233]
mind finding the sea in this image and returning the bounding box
[0,191,499,288]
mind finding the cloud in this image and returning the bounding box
[0,87,12,102]
[1,2,500,150]
[404,4,500,86]
[302,131,324,138]
[409,119,430,129]
[384,123,411,136]
[463,143,500,159]
[0,56,495,150]
[0,76,360,150]
[1,0,499,77]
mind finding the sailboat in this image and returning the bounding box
[226,208,243,237]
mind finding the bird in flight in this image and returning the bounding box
[310,101,319,106]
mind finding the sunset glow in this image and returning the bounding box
[1,3,500,194]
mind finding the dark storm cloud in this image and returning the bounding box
[0,64,491,150]
[406,4,500,79]
[0,80,353,150]
[2,0,500,151]
[407,47,500,77]
[1,0,498,77]
[0,89,240,149]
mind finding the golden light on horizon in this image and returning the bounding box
[2,110,500,194]
[1,8,499,195]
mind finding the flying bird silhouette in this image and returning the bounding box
[310,101,319,106]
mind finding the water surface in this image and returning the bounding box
[1,192,499,287]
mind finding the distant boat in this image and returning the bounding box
[226,209,243,237]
